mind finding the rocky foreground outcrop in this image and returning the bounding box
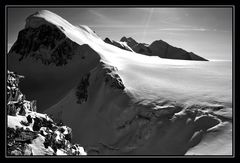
[7,70,87,156]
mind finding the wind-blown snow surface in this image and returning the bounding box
[8,10,232,155]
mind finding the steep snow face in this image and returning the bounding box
[8,10,232,155]
[25,10,101,44]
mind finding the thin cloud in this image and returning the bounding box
[142,8,154,42]
[157,19,194,28]
[87,24,146,28]
[87,9,122,25]
[88,9,107,20]
[156,28,231,32]
[157,28,208,31]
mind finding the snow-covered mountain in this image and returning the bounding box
[8,10,232,155]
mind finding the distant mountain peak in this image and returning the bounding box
[154,39,168,44]
[120,36,138,48]
[118,36,208,61]
[104,37,134,52]
[120,36,136,42]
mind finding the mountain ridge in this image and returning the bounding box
[7,10,232,155]
[116,37,208,61]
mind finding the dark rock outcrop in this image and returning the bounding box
[76,73,90,104]
[149,40,208,61]
[120,36,138,47]
[104,69,125,90]
[75,62,125,105]
[9,22,100,67]
[96,62,125,90]
[9,24,79,66]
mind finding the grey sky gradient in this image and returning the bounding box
[7,7,233,60]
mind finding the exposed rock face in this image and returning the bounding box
[9,24,78,66]
[76,62,125,104]
[9,16,100,67]
[7,71,87,156]
[92,62,125,90]
[7,71,28,116]
[119,37,208,61]
[149,40,208,61]
[120,36,138,47]
[132,43,152,55]
[76,73,90,104]
[75,62,125,103]
[104,37,133,52]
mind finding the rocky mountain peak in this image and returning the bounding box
[120,36,138,47]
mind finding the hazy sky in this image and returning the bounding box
[7,7,232,60]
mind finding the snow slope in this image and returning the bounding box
[8,10,232,155]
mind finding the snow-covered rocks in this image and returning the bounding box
[70,144,87,155]
[94,62,125,90]
[7,71,87,156]
[75,62,125,105]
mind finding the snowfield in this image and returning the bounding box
[8,10,232,155]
